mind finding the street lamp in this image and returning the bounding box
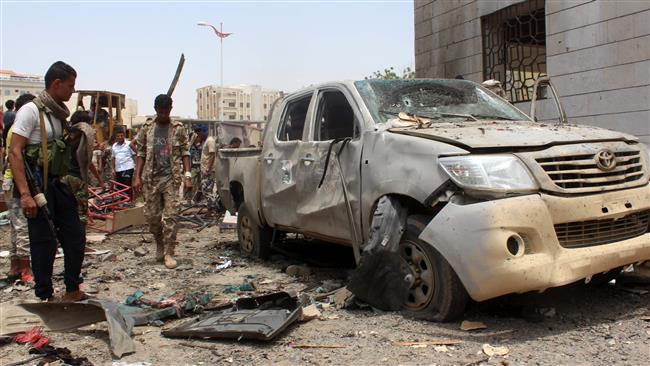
[197,20,232,122]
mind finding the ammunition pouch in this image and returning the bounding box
[25,139,71,177]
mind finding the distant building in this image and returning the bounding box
[414,0,650,144]
[0,69,44,108]
[196,84,282,122]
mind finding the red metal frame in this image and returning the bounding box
[87,180,132,232]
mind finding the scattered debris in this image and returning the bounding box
[5,354,46,366]
[299,304,321,322]
[124,289,213,323]
[287,340,346,349]
[86,234,107,244]
[20,299,136,358]
[220,211,237,229]
[134,247,149,257]
[100,252,118,262]
[14,326,50,349]
[393,340,463,347]
[460,320,487,331]
[29,345,94,366]
[315,280,343,293]
[175,263,193,271]
[163,292,301,341]
[215,256,233,270]
[223,280,256,293]
[286,264,311,278]
[0,250,10,258]
[332,287,354,309]
[434,345,449,352]
[482,343,510,357]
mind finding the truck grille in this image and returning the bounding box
[536,150,644,191]
[555,210,650,248]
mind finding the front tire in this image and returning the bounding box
[237,204,272,259]
[400,215,469,321]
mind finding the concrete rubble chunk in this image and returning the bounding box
[299,304,321,322]
[134,247,149,257]
[460,320,487,331]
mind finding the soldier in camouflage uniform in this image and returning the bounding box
[133,94,191,269]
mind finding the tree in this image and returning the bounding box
[365,66,415,80]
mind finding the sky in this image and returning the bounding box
[0,0,415,118]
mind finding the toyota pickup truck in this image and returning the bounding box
[216,79,650,321]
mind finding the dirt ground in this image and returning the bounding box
[1,221,649,366]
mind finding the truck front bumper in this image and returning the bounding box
[419,184,650,301]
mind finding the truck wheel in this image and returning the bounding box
[400,215,468,322]
[237,204,272,259]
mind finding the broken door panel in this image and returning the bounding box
[293,88,364,242]
[261,93,315,228]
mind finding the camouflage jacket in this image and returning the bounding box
[135,119,190,185]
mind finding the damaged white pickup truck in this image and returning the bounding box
[216,79,650,321]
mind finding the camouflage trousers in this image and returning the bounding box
[3,181,30,258]
[144,176,180,255]
[60,175,89,225]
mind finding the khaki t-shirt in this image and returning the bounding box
[200,136,217,174]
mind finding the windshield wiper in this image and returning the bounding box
[470,114,518,121]
[380,110,477,122]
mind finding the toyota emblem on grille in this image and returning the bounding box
[595,149,617,171]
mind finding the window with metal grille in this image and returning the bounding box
[481,0,546,102]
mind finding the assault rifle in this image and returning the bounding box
[22,154,58,240]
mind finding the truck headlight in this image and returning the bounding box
[439,155,538,193]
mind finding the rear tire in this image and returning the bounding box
[400,215,469,322]
[237,204,272,259]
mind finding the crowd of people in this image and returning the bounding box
[0,60,247,302]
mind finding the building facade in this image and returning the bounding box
[0,69,45,109]
[196,84,282,122]
[414,0,650,144]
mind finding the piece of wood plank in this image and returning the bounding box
[106,205,145,232]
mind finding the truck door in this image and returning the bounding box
[260,92,315,229]
[293,87,363,243]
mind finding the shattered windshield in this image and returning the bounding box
[354,79,531,124]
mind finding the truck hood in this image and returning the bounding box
[388,120,638,150]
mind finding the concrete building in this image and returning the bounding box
[414,0,650,144]
[196,84,282,122]
[0,69,44,109]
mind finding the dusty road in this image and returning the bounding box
[1,222,649,366]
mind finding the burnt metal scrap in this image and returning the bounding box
[19,300,135,358]
[162,292,300,341]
